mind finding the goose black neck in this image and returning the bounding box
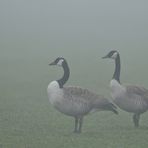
[57,61,70,88]
[113,54,121,83]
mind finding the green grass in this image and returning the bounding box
[1,48,148,148]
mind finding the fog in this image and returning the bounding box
[1,1,148,147]
[1,0,148,50]
[0,0,148,87]
[0,0,148,90]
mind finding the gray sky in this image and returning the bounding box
[0,0,148,50]
[1,0,148,91]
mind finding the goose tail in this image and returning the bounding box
[93,98,118,114]
[107,103,118,114]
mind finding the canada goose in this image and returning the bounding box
[47,57,118,133]
[102,50,148,127]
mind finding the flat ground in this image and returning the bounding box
[1,48,148,148]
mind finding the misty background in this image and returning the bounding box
[0,0,148,147]
[1,0,148,48]
[0,0,148,92]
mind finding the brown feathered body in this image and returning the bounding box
[48,81,117,117]
[111,79,148,114]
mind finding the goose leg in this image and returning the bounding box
[133,113,140,127]
[74,117,78,133]
[78,117,83,133]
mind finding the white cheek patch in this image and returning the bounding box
[111,52,118,59]
[57,59,64,66]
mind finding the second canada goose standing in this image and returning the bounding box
[47,57,118,133]
[102,50,148,127]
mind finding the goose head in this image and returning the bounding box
[102,50,119,60]
[49,57,66,67]
[102,50,121,83]
[49,57,70,88]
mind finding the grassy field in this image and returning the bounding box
[1,46,148,148]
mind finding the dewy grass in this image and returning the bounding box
[0,48,148,148]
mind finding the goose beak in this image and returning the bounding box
[102,55,108,59]
[49,61,56,66]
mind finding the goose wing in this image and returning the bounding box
[126,85,148,103]
[63,86,114,109]
[63,86,101,103]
